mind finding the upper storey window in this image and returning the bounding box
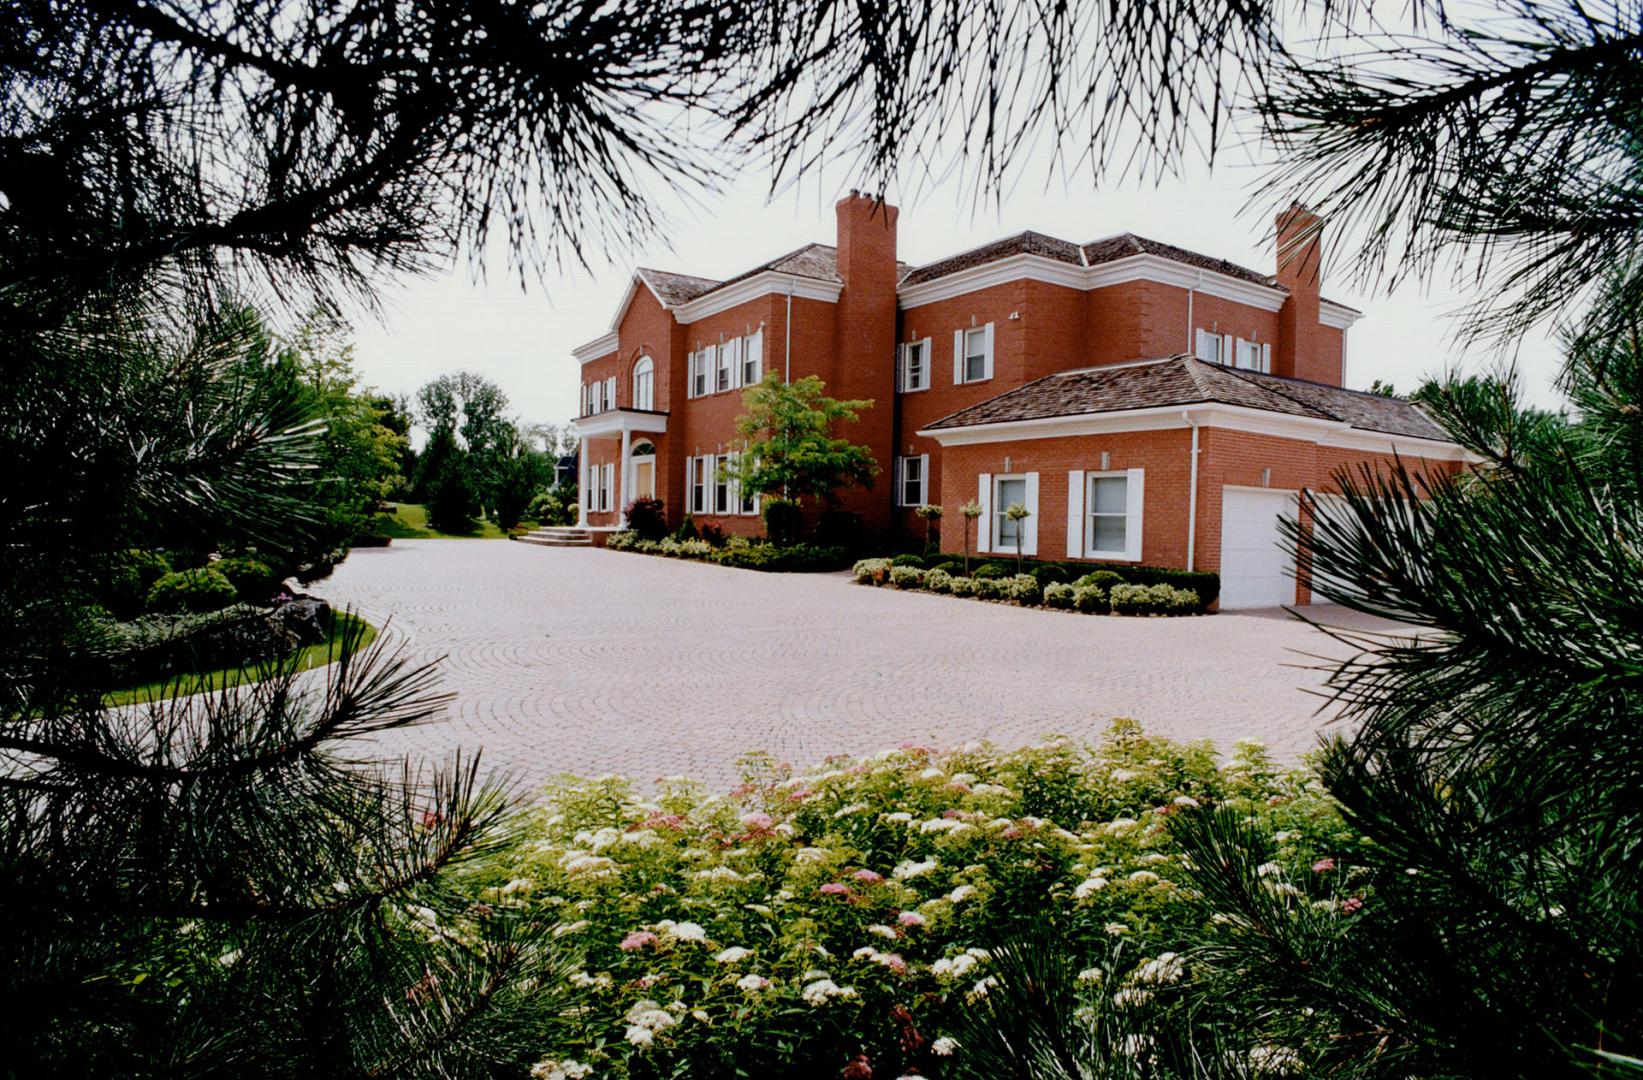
[686,329,765,399]
[632,356,654,411]
[741,331,763,386]
[898,339,931,392]
[717,340,736,392]
[1196,329,1271,374]
[953,324,994,384]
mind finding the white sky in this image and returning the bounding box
[348,159,1568,431]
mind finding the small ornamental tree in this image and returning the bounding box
[720,374,878,519]
[914,503,943,555]
[960,500,983,575]
[1005,502,1031,574]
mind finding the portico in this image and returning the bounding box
[572,408,668,528]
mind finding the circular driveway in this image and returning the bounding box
[311,540,1392,793]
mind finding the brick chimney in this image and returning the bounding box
[832,191,899,532]
[1273,205,1337,385]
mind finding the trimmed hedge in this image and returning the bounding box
[889,565,925,589]
[1110,582,1201,616]
[214,555,281,605]
[862,554,1219,611]
[608,531,852,573]
[890,553,927,569]
[146,568,238,614]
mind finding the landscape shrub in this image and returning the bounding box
[1031,564,1070,588]
[973,563,1009,580]
[145,568,239,614]
[1109,583,1199,616]
[852,558,892,585]
[606,531,638,551]
[948,576,977,597]
[102,549,173,618]
[1126,566,1220,608]
[974,578,1005,600]
[1008,573,1042,606]
[889,566,925,590]
[470,724,1349,1080]
[710,544,852,573]
[624,496,668,541]
[1074,569,1126,592]
[1073,585,1108,614]
[761,498,803,547]
[891,553,927,569]
[698,524,726,548]
[933,560,965,576]
[657,537,714,559]
[1043,582,1076,609]
[815,509,864,550]
[924,568,952,593]
[213,555,281,604]
[672,514,700,542]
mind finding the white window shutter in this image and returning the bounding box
[1022,472,1039,556]
[1222,334,1234,364]
[705,453,717,512]
[748,331,763,382]
[918,454,930,505]
[983,322,996,380]
[977,472,992,553]
[892,456,904,506]
[685,455,694,511]
[953,330,965,384]
[607,463,615,510]
[894,344,905,393]
[1066,469,1085,558]
[607,376,616,408]
[1261,342,1272,373]
[1124,468,1145,562]
[921,338,933,389]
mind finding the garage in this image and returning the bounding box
[1218,488,1300,609]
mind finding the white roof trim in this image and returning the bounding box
[673,271,841,323]
[918,402,1473,461]
[897,253,1289,313]
[1320,299,1361,329]
[572,410,670,437]
[572,331,620,364]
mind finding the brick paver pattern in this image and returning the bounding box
[312,541,1395,793]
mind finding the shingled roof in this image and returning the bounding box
[900,231,1279,289]
[639,244,914,307]
[923,356,1451,442]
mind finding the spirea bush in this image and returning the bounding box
[924,569,953,594]
[852,558,893,585]
[1043,582,1076,609]
[469,724,1353,1080]
[890,565,925,589]
[1007,573,1042,606]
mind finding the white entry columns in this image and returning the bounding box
[576,435,589,527]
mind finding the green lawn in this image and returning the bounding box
[103,613,378,707]
[375,502,517,540]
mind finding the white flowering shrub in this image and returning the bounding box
[924,568,953,593]
[1007,574,1042,605]
[853,558,893,585]
[890,566,926,590]
[465,722,1358,1079]
[1043,582,1076,609]
[604,530,639,551]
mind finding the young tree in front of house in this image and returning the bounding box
[960,500,983,574]
[914,503,943,555]
[720,373,878,543]
[1004,502,1031,574]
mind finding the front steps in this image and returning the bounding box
[515,526,593,548]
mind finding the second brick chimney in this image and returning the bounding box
[832,191,899,531]
[1273,205,1337,385]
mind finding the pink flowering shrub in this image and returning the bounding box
[463,720,1362,1079]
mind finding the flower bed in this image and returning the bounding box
[853,559,1206,616]
[468,723,1356,1079]
[605,530,853,573]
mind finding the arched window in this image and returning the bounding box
[632,355,655,411]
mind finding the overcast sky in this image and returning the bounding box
[347,157,1567,432]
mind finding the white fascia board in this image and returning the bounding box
[674,272,841,324]
[572,410,670,438]
[572,332,621,364]
[919,402,1472,460]
[1320,300,1361,329]
[897,253,1289,312]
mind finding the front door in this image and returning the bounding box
[633,457,655,500]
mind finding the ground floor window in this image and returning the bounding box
[596,462,614,512]
[689,456,709,514]
[896,454,928,507]
[994,476,1027,548]
[1067,467,1144,561]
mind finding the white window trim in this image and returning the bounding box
[952,323,995,385]
[632,356,654,411]
[977,472,992,553]
[742,330,763,386]
[990,472,1037,557]
[1194,329,1221,364]
[604,376,616,410]
[898,338,933,393]
[1069,468,1145,562]
[894,454,929,507]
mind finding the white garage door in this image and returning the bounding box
[1219,488,1299,609]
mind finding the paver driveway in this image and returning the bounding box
[311,540,1397,793]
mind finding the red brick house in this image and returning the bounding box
[570,195,1467,607]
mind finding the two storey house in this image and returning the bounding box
[570,194,1467,607]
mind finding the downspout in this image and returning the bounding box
[1183,411,1200,572]
[784,278,793,384]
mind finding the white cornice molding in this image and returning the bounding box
[896,253,1289,313]
[1319,299,1361,329]
[918,402,1473,461]
[673,271,841,323]
[572,332,620,364]
[572,410,670,437]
